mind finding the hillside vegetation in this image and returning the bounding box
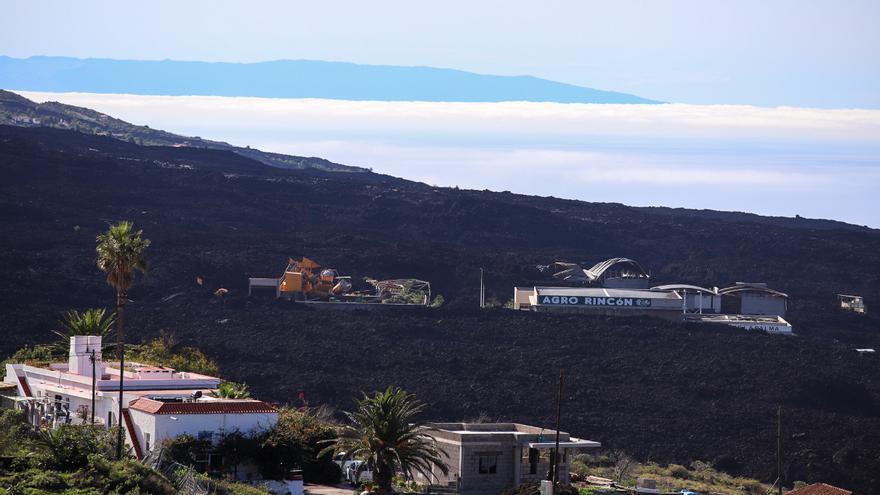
[0,89,364,172]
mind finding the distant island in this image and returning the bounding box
[0,55,659,104]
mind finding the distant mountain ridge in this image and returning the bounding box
[0,55,659,104]
[0,89,365,172]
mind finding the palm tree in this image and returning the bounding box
[51,308,116,355]
[210,381,252,399]
[320,387,448,493]
[96,220,150,459]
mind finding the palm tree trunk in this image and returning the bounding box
[376,467,393,493]
[116,291,125,459]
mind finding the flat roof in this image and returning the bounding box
[532,287,681,300]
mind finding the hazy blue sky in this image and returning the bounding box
[3,0,880,108]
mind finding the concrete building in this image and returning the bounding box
[2,335,278,460]
[417,423,600,495]
[718,283,788,316]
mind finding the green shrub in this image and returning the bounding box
[668,464,691,479]
[1,345,58,369]
[161,434,213,466]
[34,425,103,471]
[256,407,338,482]
[128,332,219,376]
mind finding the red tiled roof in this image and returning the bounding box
[786,483,852,495]
[129,397,277,415]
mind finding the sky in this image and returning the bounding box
[3,0,880,108]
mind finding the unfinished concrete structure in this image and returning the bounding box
[417,423,600,495]
[838,294,866,314]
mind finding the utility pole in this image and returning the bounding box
[777,405,783,495]
[479,268,485,308]
[89,348,96,425]
[552,370,564,486]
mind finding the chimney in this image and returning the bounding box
[69,335,104,377]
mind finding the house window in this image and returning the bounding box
[478,454,498,474]
[107,411,113,427]
[145,433,151,452]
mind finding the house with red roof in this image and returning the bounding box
[786,482,853,495]
[3,335,278,461]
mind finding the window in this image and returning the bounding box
[107,411,113,427]
[145,433,151,452]
[478,454,498,474]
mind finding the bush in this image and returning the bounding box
[128,332,219,376]
[0,410,34,456]
[668,464,691,479]
[34,425,104,471]
[1,345,57,369]
[162,434,213,466]
[255,408,338,482]
[85,454,176,494]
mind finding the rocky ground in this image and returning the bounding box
[1,125,878,492]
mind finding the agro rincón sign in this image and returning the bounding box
[538,296,652,308]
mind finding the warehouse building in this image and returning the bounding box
[517,257,791,332]
[512,285,720,319]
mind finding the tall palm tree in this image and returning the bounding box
[51,308,116,355]
[96,220,150,459]
[320,387,448,493]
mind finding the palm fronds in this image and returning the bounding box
[320,387,449,492]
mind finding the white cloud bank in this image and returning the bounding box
[17,91,880,226]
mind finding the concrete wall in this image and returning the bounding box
[740,294,786,316]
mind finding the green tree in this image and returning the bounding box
[211,381,252,399]
[96,220,150,459]
[51,308,116,354]
[320,387,448,493]
[256,408,340,483]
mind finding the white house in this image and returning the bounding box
[3,335,278,460]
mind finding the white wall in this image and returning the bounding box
[128,409,278,452]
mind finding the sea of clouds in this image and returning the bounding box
[18,91,880,227]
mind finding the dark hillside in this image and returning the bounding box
[0,125,879,492]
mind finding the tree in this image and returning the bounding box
[51,308,116,354]
[320,387,448,493]
[257,408,340,482]
[211,381,252,399]
[96,220,150,459]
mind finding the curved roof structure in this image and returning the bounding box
[718,282,788,298]
[546,257,650,285]
[585,257,649,282]
[651,284,717,294]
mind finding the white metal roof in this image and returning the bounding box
[533,287,680,299]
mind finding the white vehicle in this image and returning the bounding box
[345,460,374,486]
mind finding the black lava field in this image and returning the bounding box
[1,126,879,492]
